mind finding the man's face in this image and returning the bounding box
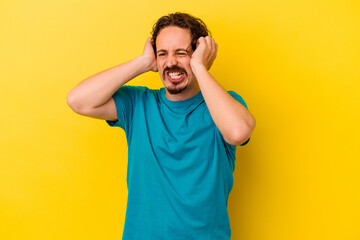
[156,26,197,96]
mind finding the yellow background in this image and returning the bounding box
[1,0,359,239]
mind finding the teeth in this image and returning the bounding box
[169,72,183,79]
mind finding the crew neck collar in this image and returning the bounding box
[160,88,204,108]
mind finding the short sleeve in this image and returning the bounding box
[228,91,251,146]
[228,91,248,110]
[106,85,139,130]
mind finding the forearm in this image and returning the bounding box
[193,66,256,145]
[67,56,149,110]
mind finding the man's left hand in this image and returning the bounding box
[190,36,218,71]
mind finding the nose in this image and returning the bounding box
[166,54,178,67]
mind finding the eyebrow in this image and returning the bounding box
[157,48,189,54]
[157,44,192,54]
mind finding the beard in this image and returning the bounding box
[166,83,187,94]
[162,66,188,94]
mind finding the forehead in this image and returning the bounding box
[156,26,192,50]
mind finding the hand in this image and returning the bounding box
[190,36,218,71]
[141,38,158,72]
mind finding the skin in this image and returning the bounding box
[67,26,255,145]
[155,26,200,100]
[149,27,256,145]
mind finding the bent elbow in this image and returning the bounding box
[67,91,84,114]
[225,119,255,146]
[67,91,76,110]
[226,128,252,146]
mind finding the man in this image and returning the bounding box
[67,12,255,240]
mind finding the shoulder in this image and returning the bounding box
[116,85,149,93]
[114,85,160,98]
[113,86,164,108]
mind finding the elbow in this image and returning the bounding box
[225,127,251,146]
[67,90,83,114]
[225,115,256,146]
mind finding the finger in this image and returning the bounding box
[204,36,212,49]
[146,38,153,49]
[214,43,218,58]
[197,37,205,48]
[211,38,215,51]
[208,40,217,70]
[206,37,214,60]
[210,38,216,56]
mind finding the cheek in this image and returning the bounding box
[157,59,165,70]
[181,58,191,69]
[181,61,192,74]
[156,61,165,79]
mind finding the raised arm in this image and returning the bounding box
[67,38,157,120]
[190,36,256,145]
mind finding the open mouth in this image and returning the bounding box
[166,71,185,83]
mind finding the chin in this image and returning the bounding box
[162,77,189,95]
[166,85,187,95]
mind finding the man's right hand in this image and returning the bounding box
[67,38,159,121]
[141,38,158,72]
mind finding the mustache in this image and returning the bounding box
[163,66,187,77]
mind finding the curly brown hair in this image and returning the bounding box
[151,12,211,56]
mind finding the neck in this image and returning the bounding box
[165,82,200,101]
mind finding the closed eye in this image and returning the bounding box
[176,52,187,56]
[157,51,188,57]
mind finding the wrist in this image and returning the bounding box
[138,55,158,73]
[132,56,150,73]
[191,63,207,76]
